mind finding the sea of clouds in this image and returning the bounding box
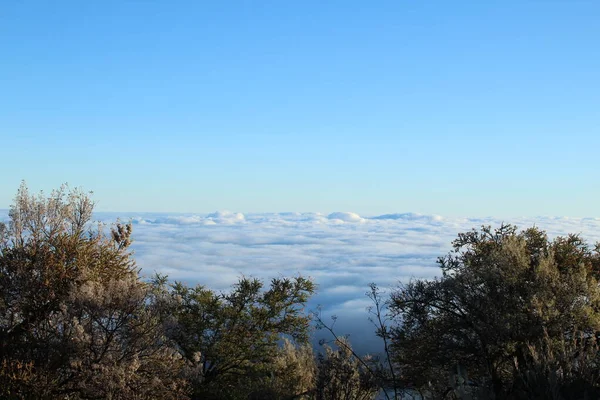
[4,209,600,353]
[100,211,600,353]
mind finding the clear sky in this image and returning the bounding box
[1,1,598,216]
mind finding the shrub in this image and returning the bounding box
[390,224,600,398]
[0,183,186,399]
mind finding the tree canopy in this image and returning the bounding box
[390,224,600,399]
[0,183,187,398]
[160,275,315,399]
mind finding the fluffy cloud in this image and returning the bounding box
[3,209,600,354]
[327,212,364,223]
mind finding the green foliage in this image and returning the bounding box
[390,224,600,398]
[159,274,315,398]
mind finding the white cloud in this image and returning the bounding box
[327,212,364,223]
[206,211,246,224]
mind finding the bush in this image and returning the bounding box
[0,183,187,399]
[315,337,378,400]
[390,224,600,398]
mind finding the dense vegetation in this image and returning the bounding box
[390,225,600,399]
[2,184,600,399]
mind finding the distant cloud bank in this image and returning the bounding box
[3,209,600,353]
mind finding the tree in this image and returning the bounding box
[0,183,186,399]
[389,224,600,398]
[159,274,316,399]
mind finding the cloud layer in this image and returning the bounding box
[4,209,600,353]
[103,211,600,351]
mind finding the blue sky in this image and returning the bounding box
[1,1,598,216]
